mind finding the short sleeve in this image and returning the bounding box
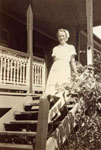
[51,47,56,57]
[71,46,76,56]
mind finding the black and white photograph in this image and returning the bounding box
[0,0,101,150]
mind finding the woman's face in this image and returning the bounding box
[58,31,68,45]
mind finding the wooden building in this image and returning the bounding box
[0,0,100,149]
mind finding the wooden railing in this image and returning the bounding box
[0,45,46,93]
[46,103,79,150]
[35,94,79,150]
[32,58,46,91]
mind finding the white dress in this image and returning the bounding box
[45,43,76,96]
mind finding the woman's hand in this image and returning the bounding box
[72,72,79,80]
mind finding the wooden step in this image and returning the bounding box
[32,96,40,100]
[31,106,39,110]
[24,105,39,111]
[0,131,36,145]
[14,111,38,120]
[24,101,39,106]
[0,131,36,136]
[4,121,38,131]
[10,120,38,124]
[0,143,33,150]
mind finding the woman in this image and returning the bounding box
[45,28,77,98]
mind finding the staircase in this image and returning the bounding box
[0,96,40,149]
[0,94,76,150]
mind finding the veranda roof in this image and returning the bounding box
[0,0,101,38]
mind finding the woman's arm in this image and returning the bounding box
[71,55,78,74]
[52,56,57,62]
[52,47,57,62]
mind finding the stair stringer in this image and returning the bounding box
[46,103,79,150]
[0,96,33,131]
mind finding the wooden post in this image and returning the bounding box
[27,4,33,93]
[86,0,93,65]
[35,95,50,150]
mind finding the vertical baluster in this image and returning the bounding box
[10,59,13,84]
[16,59,19,85]
[25,61,27,85]
[38,65,40,85]
[2,57,4,82]
[42,61,46,89]
[21,61,23,84]
[21,62,23,85]
[0,56,3,83]
[26,60,29,87]
[40,66,42,86]
[19,61,21,84]
[23,62,26,85]
[38,66,41,85]
[41,65,43,86]
[13,59,16,85]
[22,62,24,84]
[7,58,10,82]
[15,59,17,84]
[40,65,42,86]
[12,60,14,83]
[36,65,38,86]
[19,61,22,84]
[33,63,35,86]
[15,59,17,85]
[3,56,6,84]
[32,63,35,86]
[38,65,41,86]
[35,64,37,86]
[25,61,28,85]
[37,65,39,86]
[18,61,20,84]
[0,56,1,82]
[26,61,28,85]
[5,57,7,82]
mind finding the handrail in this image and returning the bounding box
[48,95,71,123]
[0,45,29,58]
[35,93,77,150]
[0,45,44,62]
[35,93,79,150]
[46,103,79,150]
[94,48,101,54]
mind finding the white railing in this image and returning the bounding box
[32,57,46,92]
[0,46,46,93]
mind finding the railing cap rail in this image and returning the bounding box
[0,45,45,62]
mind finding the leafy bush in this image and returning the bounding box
[63,64,101,150]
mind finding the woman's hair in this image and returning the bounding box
[57,28,70,41]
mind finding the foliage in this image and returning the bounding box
[63,63,101,150]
